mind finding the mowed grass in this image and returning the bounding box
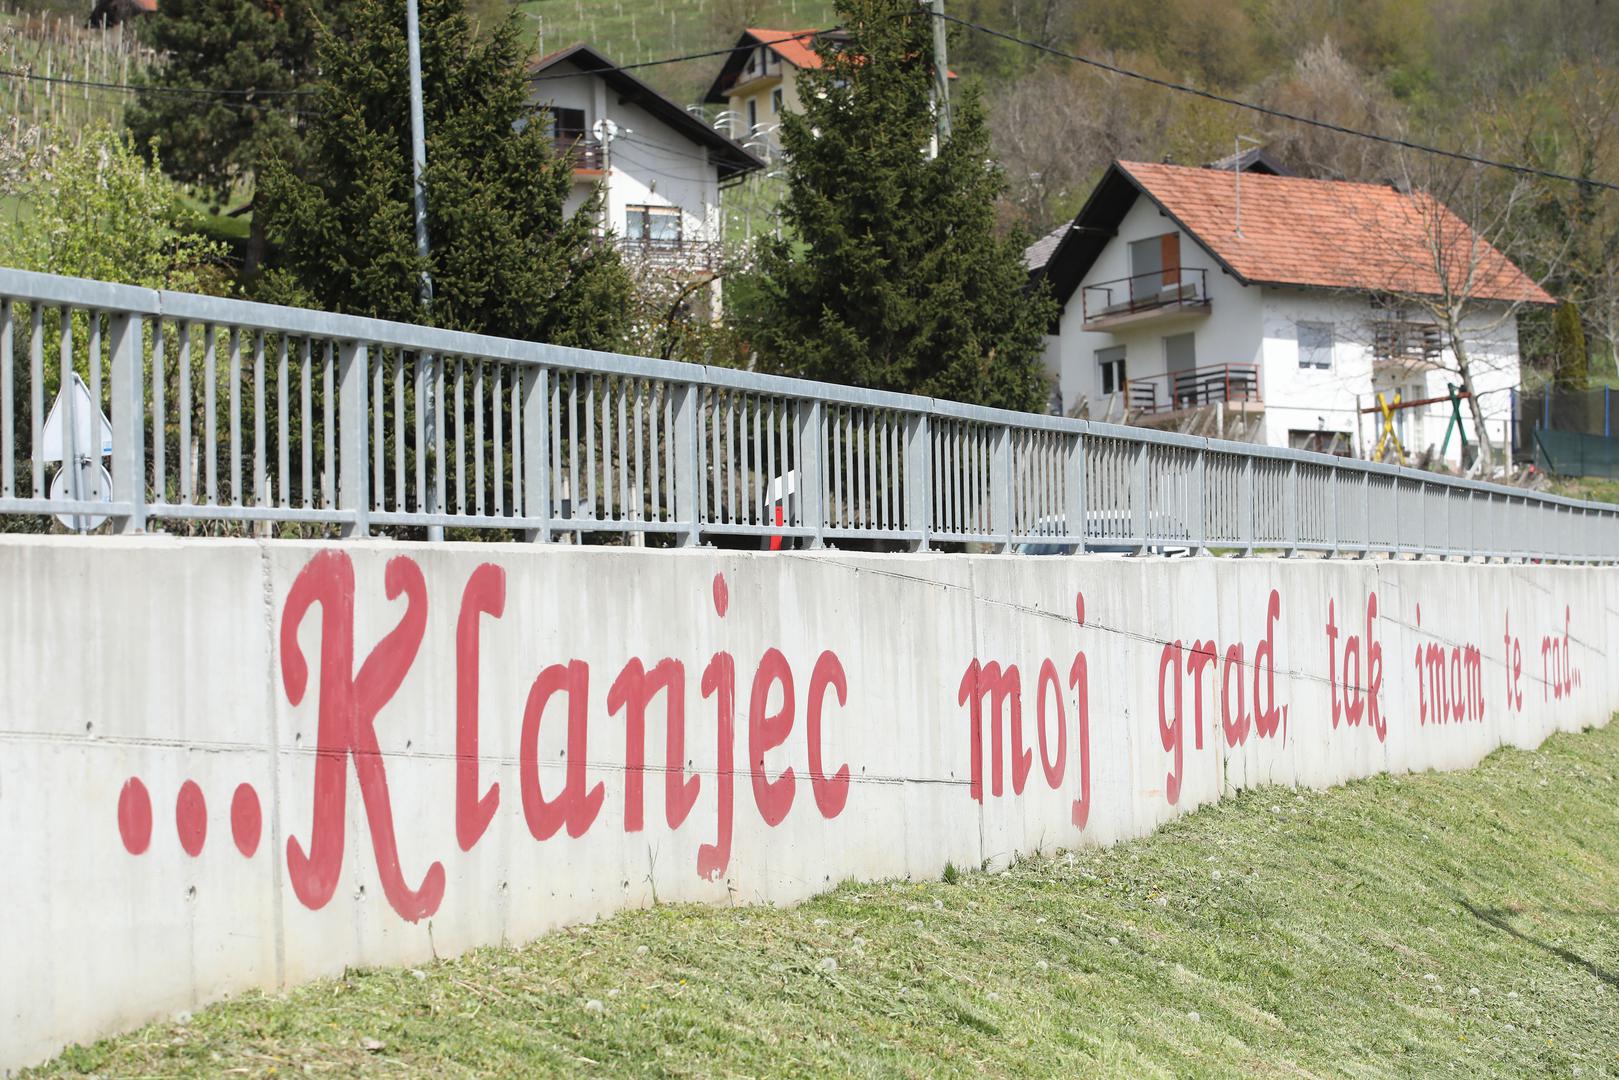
[31,723,1619,1078]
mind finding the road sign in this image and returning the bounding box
[48,459,112,532]
[40,373,113,463]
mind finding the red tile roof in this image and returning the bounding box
[741,28,956,78]
[745,28,824,70]
[1118,161,1553,305]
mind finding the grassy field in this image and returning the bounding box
[515,0,836,105]
[27,722,1619,1077]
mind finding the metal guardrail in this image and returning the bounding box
[0,266,1615,560]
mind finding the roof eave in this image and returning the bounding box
[532,44,765,180]
[702,30,758,105]
[1244,277,1557,308]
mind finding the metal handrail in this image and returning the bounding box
[1129,362,1261,414]
[1081,268,1210,325]
[0,265,1615,561]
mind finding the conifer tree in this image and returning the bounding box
[1552,300,1590,390]
[746,0,1056,411]
[256,0,631,348]
[126,0,332,270]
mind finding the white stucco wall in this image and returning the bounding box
[2,536,1612,1072]
[1259,288,1377,453]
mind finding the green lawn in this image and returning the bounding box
[30,722,1619,1078]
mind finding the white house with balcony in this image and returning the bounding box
[1027,158,1553,467]
[529,44,763,283]
[702,27,825,157]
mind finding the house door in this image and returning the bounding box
[1164,333,1197,406]
[1129,233,1181,296]
[1096,345,1126,403]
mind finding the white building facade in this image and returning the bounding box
[1030,161,1550,468]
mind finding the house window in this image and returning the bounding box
[1298,321,1334,369]
[771,87,784,113]
[1288,430,1351,456]
[1097,346,1126,397]
[548,106,586,144]
[626,205,682,244]
[1374,320,1444,365]
[747,98,758,132]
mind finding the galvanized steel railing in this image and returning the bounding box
[1,266,1615,561]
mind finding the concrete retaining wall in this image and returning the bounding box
[2,536,1613,1071]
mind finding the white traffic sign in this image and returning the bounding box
[49,459,112,532]
[40,373,113,463]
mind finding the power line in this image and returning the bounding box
[0,66,310,112]
[931,11,1619,194]
[527,29,822,84]
[0,27,823,112]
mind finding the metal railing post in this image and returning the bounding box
[1358,471,1371,559]
[338,340,370,538]
[1466,489,1475,562]
[904,411,931,551]
[991,424,1013,553]
[522,367,551,542]
[1416,479,1427,559]
[1238,453,1254,556]
[1328,466,1339,557]
[1284,459,1299,557]
[1191,446,1206,555]
[1132,439,1149,554]
[797,398,826,549]
[671,382,701,548]
[1066,428,1087,553]
[108,312,145,534]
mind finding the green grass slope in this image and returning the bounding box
[30,722,1619,1078]
[515,0,836,105]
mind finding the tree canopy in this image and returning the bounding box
[125,0,334,268]
[256,0,631,349]
[744,0,1056,412]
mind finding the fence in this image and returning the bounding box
[1,266,1617,561]
[1533,429,1619,481]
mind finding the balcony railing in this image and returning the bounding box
[554,136,605,171]
[1129,363,1260,415]
[1082,268,1210,328]
[615,237,720,273]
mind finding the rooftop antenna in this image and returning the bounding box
[1232,135,1261,239]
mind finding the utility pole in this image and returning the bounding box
[593,117,620,238]
[405,0,442,539]
[928,0,951,152]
